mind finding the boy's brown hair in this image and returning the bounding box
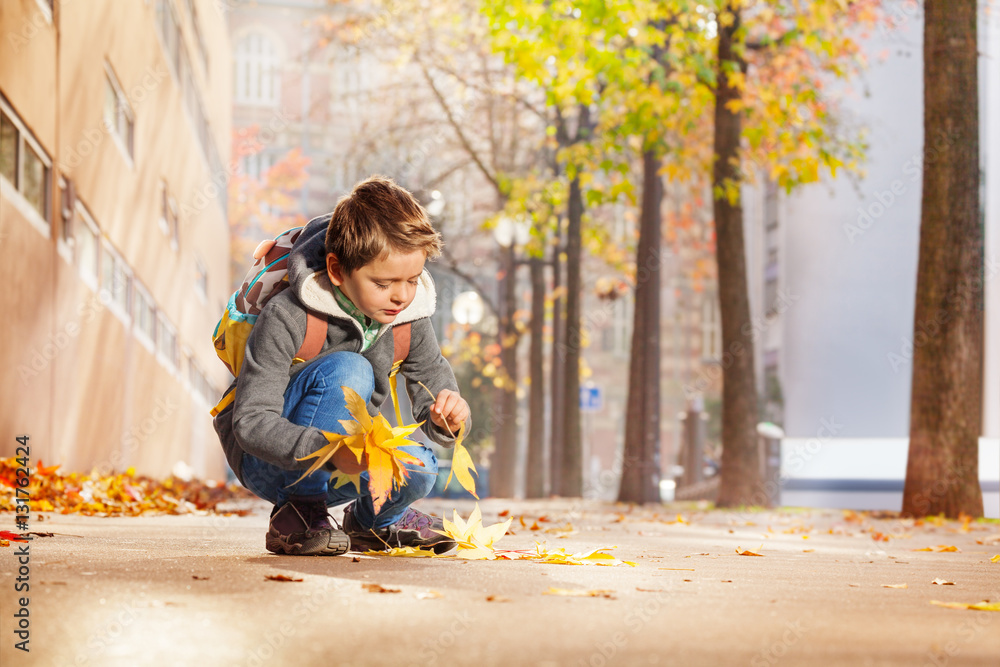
[325,175,443,274]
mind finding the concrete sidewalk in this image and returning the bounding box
[1,499,998,667]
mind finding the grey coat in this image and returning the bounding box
[213,215,461,485]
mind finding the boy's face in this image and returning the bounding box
[326,249,427,325]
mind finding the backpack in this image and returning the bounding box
[210,227,411,421]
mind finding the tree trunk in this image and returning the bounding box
[560,173,584,496]
[902,0,983,518]
[492,243,519,497]
[712,5,765,508]
[549,229,565,496]
[526,257,547,497]
[618,148,663,503]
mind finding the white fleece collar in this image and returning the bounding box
[297,269,437,337]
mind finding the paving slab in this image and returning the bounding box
[1,499,998,667]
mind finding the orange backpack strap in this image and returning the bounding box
[388,322,412,424]
[293,311,327,364]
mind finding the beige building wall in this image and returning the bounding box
[0,0,232,479]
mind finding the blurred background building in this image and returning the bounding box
[0,0,232,479]
[741,4,1000,515]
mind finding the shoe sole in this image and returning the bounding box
[266,530,350,556]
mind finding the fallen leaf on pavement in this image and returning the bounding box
[803,549,816,553]
[486,594,511,602]
[736,547,764,557]
[438,504,513,560]
[352,556,361,562]
[192,575,209,580]
[0,531,28,543]
[543,587,615,598]
[364,546,439,558]
[265,575,303,582]
[913,545,961,552]
[931,600,1000,612]
[882,583,908,589]
[533,545,636,567]
[990,555,1000,563]
[416,590,443,599]
[636,587,666,592]
[362,583,401,593]
[498,509,510,517]
[931,578,955,586]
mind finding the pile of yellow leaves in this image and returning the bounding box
[295,386,479,513]
[0,458,255,516]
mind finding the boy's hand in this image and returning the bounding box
[331,446,367,475]
[430,389,469,435]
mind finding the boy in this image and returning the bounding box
[213,176,470,556]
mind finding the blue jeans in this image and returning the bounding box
[240,351,438,529]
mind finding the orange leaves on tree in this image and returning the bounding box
[294,386,426,514]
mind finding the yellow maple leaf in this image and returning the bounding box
[990,554,1000,563]
[532,544,636,567]
[364,546,439,558]
[444,422,479,499]
[438,503,512,560]
[931,600,1000,612]
[293,387,426,514]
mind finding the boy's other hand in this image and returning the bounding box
[431,389,469,435]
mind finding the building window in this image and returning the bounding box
[133,283,157,350]
[235,31,280,106]
[160,186,179,251]
[194,256,208,301]
[101,243,133,323]
[22,142,48,218]
[76,203,100,290]
[0,100,52,233]
[103,66,134,160]
[0,109,17,185]
[240,150,274,181]
[157,314,179,370]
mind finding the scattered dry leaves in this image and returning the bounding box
[882,583,908,589]
[415,590,443,600]
[736,547,765,557]
[0,458,255,516]
[362,583,401,593]
[486,594,511,602]
[543,587,615,598]
[265,574,303,582]
[913,545,961,553]
[930,600,1000,612]
[931,578,955,586]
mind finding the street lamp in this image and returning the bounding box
[426,190,445,218]
[492,215,531,248]
[452,291,484,326]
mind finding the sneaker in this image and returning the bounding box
[265,495,350,556]
[343,503,456,554]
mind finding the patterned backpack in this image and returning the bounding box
[210,227,411,419]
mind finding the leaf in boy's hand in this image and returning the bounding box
[444,423,479,499]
